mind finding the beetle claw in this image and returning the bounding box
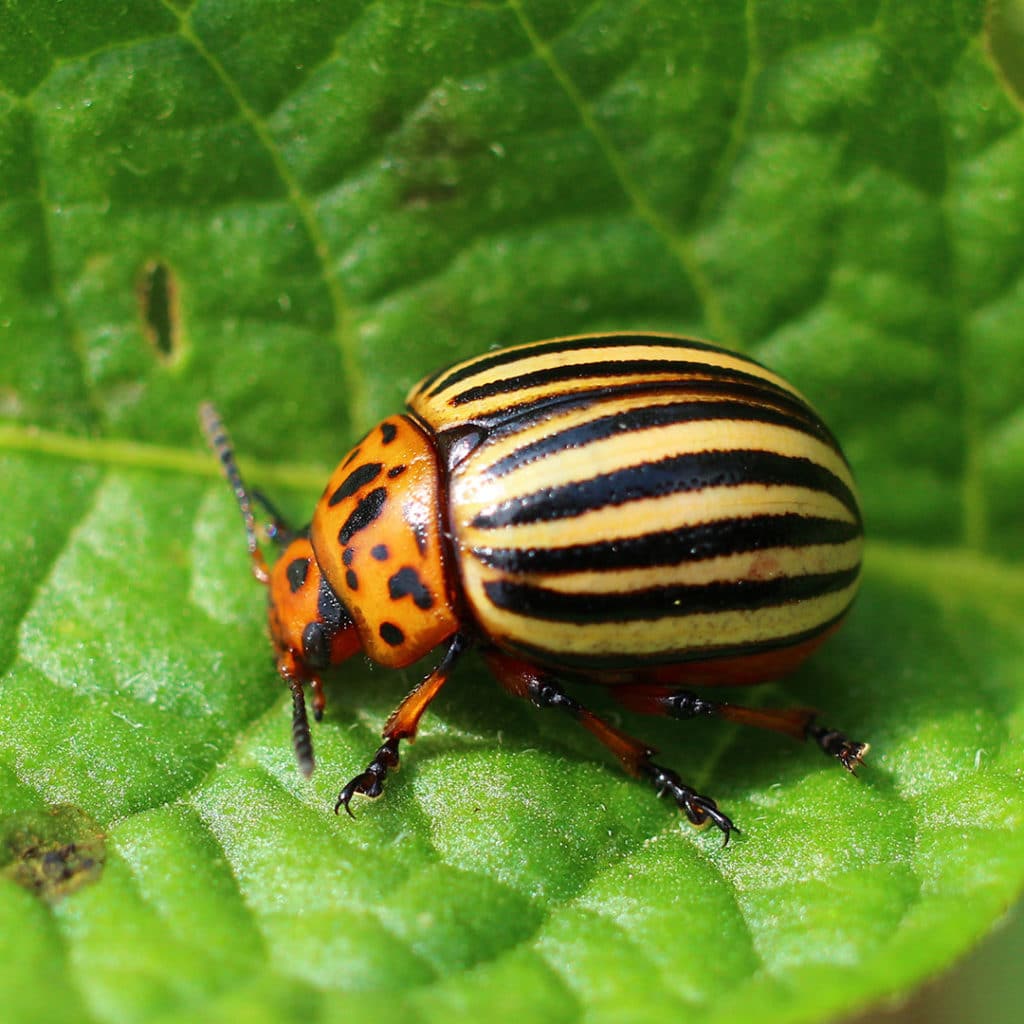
[334,738,401,816]
[808,723,869,773]
[643,762,738,844]
[334,773,372,816]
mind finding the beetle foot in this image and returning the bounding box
[642,762,738,845]
[807,723,869,773]
[334,737,401,817]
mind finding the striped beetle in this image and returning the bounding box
[204,334,866,842]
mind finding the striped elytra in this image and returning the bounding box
[408,333,862,679]
[207,332,868,842]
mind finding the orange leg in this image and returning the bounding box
[612,686,868,772]
[335,633,468,816]
[485,652,737,843]
[308,677,327,722]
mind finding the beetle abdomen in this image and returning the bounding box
[410,334,863,678]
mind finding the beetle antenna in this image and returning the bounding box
[199,402,271,584]
[289,679,315,777]
[251,488,295,547]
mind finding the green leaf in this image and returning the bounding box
[1,2,1022,1023]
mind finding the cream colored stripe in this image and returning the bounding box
[412,337,809,423]
[426,336,797,401]
[456,483,859,551]
[467,389,826,475]
[417,369,687,425]
[472,418,856,499]
[490,538,864,593]
[466,579,860,657]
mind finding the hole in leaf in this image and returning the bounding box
[1,804,106,904]
[401,180,460,208]
[138,260,179,362]
[987,0,1024,106]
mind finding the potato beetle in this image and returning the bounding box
[203,333,867,842]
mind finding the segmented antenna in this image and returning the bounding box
[290,679,315,777]
[199,402,270,584]
[251,489,293,547]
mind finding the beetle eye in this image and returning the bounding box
[301,622,330,669]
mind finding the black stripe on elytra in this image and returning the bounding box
[471,450,860,530]
[471,377,833,452]
[471,514,861,574]
[483,565,861,625]
[387,567,434,610]
[504,609,851,673]
[338,487,387,544]
[449,357,779,407]
[328,462,383,506]
[425,334,757,398]
[286,557,309,593]
[484,399,829,478]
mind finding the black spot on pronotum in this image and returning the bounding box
[2,805,106,905]
[345,569,358,590]
[138,261,178,362]
[286,557,309,593]
[379,622,405,646]
[371,544,389,561]
[387,465,407,479]
[329,463,383,506]
[388,567,434,610]
[380,422,398,444]
[338,487,387,544]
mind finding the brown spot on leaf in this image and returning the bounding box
[1,805,106,904]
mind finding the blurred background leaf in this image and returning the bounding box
[1,1,1022,1023]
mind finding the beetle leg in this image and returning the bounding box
[335,633,468,816]
[805,722,869,772]
[308,676,327,722]
[485,653,737,844]
[613,686,869,772]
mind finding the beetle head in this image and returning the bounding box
[201,403,361,776]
